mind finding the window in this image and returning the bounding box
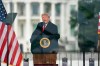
[31,2,40,16]
[55,20,60,33]
[31,19,39,32]
[20,24,24,37]
[55,3,61,16]
[70,5,76,12]
[17,2,25,16]
[44,3,51,15]
[10,2,14,13]
[18,20,25,38]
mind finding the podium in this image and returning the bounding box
[33,54,58,66]
[31,35,59,66]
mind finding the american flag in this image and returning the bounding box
[0,0,22,66]
[98,12,100,34]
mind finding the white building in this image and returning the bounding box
[3,0,79,52]
[2,1,100,66]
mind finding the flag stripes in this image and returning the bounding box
[0,22,23,66]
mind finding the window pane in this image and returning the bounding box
[70,5,76,11]
[17,2,25,16]
[10,2,14,13]
[31,19,39,32]
[44,3,51,15]
[55,3,61,16]
[55,20,60,33]
[20,24,24,37]
[18,20,25,38]
[31,2,40,16]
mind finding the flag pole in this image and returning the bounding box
[7,23,9,66]
[98,35,100,66]
[83,51,85,66]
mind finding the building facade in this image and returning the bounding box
[3,0,78,52]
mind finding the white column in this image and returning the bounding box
[13,2,18,37]
[51,2,55,24]
[25,2,31,41]
[65,3,70,39]
[7,2,10,13]
[40,2,44,21]
[60,3,65,38]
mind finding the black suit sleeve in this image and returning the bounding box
[48,26,60,40]
[30,23,42,44]
[52,26,60,39]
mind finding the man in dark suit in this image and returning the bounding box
[30,13,60,64]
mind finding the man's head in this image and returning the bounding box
[42,13,50,23]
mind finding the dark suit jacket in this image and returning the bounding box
[30,21,60,54]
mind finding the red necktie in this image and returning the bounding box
[42,25,45,32]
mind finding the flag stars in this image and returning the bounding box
[0,0,7,22]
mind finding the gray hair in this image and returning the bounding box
[41,13,50,18]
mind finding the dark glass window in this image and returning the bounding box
[55,3,61,16]
[17,2,26,16]
[44,3,51,15]
[31,2,40,16]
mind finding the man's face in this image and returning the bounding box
[42,15,49,23]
